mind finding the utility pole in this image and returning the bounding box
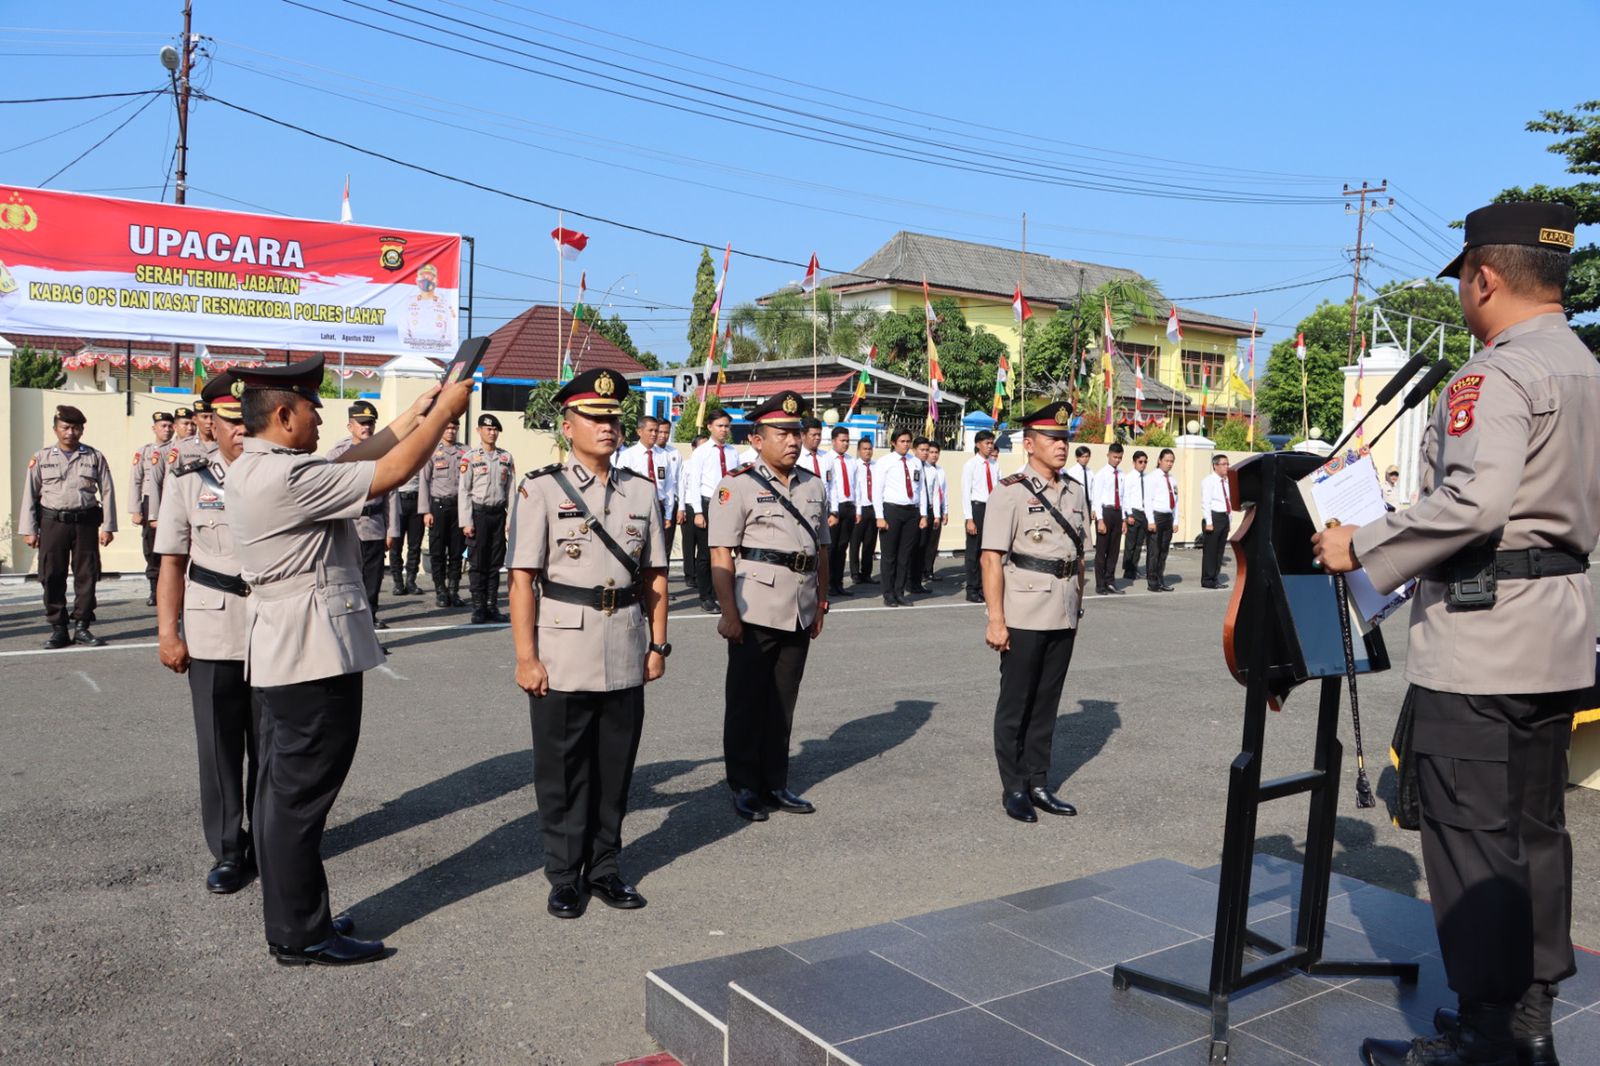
[167,0,196,388]
[1342,181,1393,370]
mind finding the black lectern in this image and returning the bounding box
[1112,451,1417,1063]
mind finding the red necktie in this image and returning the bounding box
[901,456,911,497]
[811,453,821,476]
[865,464,873,500]
[718,447,728,477]
[1166,473,1175,508]
[646,449,656,484]
[840,459,851,497]
[984,461,993,492]
[1223,478,1231,512]
[1113,470,1121,509]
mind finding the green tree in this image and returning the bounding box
[672,392,725,442]
[9,345,66,388]
[867,296,1010,414]
[686,247,718,365]
[726,289,880,363]
[1486,100,1599,348]
[526,381,642,445]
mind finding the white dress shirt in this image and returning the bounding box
[1092,464,1127,519]
[1065,462,1094,512]
[961,454,1001,520]
[827,450,861,512]
[872,452,928,515]
[1201,471,1232,516]
[686,440,742,506]
[1150,468,1180,523]
[925,464,948,519]
[799,447,834,510]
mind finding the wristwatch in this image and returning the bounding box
[648,642,672,658]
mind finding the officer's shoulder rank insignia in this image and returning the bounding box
[999,472,1027,486]
[1446,373,1484,437]
[730,462,755,476]
[526,463,562,480]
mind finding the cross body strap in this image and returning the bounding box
[1015,477,1086,560]
[740,466,820,551]
[548,468,645,579]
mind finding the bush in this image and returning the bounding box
[1071,410,1105,443]
[1209,417,1269,452]
[10,345,66,389]
[1133,425,1176,449]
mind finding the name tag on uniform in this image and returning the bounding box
[198,492,224,511]
[557,509,583,519]
[756,493,777,503]
[1027,504,1045,513]
[628,512,648,520]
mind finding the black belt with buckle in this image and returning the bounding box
[1427,547,1590,582]
[1009,551,1080,579]
[399,491,419,502]
[189,561,250,597]
[473,503,507,515]
[41,506,101,525]
[739,547,817,573]
[539,578,640,614]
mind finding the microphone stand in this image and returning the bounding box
[1327,351,1433,456]
[1361,358,1454,452]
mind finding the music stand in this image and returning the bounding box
[1111,451,1417,1063]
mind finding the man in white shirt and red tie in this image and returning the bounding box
[1200,454,1232,589]
[1091,443,1127,595]
[685,410,741,612]
[1146,447,1179,592]
[962,429,1001,603]
[872,428,927,607]
[823,425,858,597]
[850,436,879,587]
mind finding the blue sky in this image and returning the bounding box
[3,0,1595,361]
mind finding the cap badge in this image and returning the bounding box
[230,380,245,399]
[782,395,799,414]
[596,373,616,397]
[1054,407,1069,425]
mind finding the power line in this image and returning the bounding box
[1167,272,1352,303]
[38,90,163,186]
[0,89,162,104]
[0,92,149,155]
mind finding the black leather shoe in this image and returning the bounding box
[405,579,421,595]
[1002,791,1038,823]
[896,595,914,607]
[884,596,899,608]
[1157,584,1176,592]
[547,883,586,919]
[206,859,250,894]
[768,788,815,814]
[966,592,985,603]
[487,606,505,622]
[1029,787,1077,816]
[449,590,467,608]
[392,579,406,596]
[858,575,878,584]
[72,624,105,647]
[146,591,157,607]
[588,873,647,909]
[269,933,387,966]
[1362,1034,1517,1066]
[833,586,853,597]
[45,626,71,649]
[1109,585,1125,594]
[331,913,355,936]
[732,788,769,821]
[435,591,449,607]
[373,618,389,631]
[1434,1009,1557,1066]
[701,599,720,614]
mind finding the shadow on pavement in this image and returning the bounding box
[1050,698,1121,790]
[1257,815,1424,899]
[347,699,935,938]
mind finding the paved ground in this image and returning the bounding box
[2,552,1596,1065]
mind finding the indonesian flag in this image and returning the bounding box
[1165,306,1182,344]
[1295,331,1306,362]
[1101,297,1116,360]
[695,243,733,424]
[1133,352,1145,424]
[801,252,819,294]
[551,227,588,261]
[1012,284,1032,323]
[923,276,938,325]
[1353,332,1368,440]
[339,175,352,224]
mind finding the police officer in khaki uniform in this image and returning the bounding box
[18,405,117,648]
[459,412,516,623]
[155,372,262,896]
[229,354,471,966]
[709,391,830,822]
[327,401,393,629]
[1313,203,1600,1066]
[508,368,668,919]
[419,420,468,608]
[388,467,425,598]
[177,399,219,464]
[131,410,175,606]
[981,401,1086,823]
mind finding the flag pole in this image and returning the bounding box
[1017,212,1027,419]
[811,276,818,409]
[1301,361,1309,439]
[1247,310,1259,448]
[555,211,565,383]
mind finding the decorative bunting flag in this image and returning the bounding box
[560,271,587,382]
[800,252,819,294]
[192,346,208,395]
[1012,284,1032,323]
[1133,351,1145,427]
[923,278,943,435]
[1353,332,1368,442]
[1165,306,1182,344]
[339,175,352,224]
[846,345,874,418]
[923,277,938,326]
[551,227,588,261]
[1247,310,1259,447]
[1295,331,1306,361]
[1199,364,1209,423]
[1101,297,1116,443]
[717,324,732,384]
[992,350,1010,420]
[696,243,732,426]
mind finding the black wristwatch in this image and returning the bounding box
[649,642,672,658]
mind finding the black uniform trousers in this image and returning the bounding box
[388,491,424,585]
[1146,512,1174,589]
[725,622,811,793]
[691,497,715,600]
[660,501,678,575]
[427,501,466,591]
[964,502,987,591]
[1094,506,1123,591]
[469,503,508,609]
[1122,510,1149,579]
[994,627,1077,794]
[828,503,856,592]
[529,686,646,887]
[920,518,942,580]
[1201,510,1231,585]
[358,538,385,618]
[879,502,920,601]
[37,509,101,626]
[851,504,878,581]
[253,672,363,949]
[140,500,160,591]
[188,658,259,863]
[1412,686,1579,1006]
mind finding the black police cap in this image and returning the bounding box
[152,411,174,424]
[1438,201,1577,279]
[477,412,503,430]
[201,371,245,422]
[554,367,628,416]
[1020,400,1075,439]
[348,400,378,422]
[747,390,807,429]
[232,353,326,408]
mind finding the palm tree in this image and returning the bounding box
[727,289,882,363]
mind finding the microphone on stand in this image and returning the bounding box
[1328,350,1434,455]
[1363,357,1454,451]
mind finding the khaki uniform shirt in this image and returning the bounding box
[130,441,168,517]
[326,437,391,541]
[177,435,217,465]
[153,455,248,661]
[506,459,666,692]
[457,446,516,521]
[1354,312,1600,695]
[980,467,1087,632]
[418,441,466,514]
[708,462,830,632]
[19,444,117,536]
[227,437,385,687]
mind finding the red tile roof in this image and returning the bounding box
[706,372,854,403]
[479,305,648,381]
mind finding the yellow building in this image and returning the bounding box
[779,231,1259,426]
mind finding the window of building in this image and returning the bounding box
[1181,349,1227,389]
[1122,341,1160,380]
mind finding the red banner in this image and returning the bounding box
[0,186,461,356]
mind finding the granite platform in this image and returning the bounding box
[645,856,1600,1066]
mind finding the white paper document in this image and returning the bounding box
[1298,452,1415,628]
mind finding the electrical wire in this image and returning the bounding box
[0,89,163,104]
[1167,273,1352,303]
[38,90,163,186]
[0,92,148,155]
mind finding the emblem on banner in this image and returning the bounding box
[0,259,16,295]
[0,192,39,233]
[378,235,408,272]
